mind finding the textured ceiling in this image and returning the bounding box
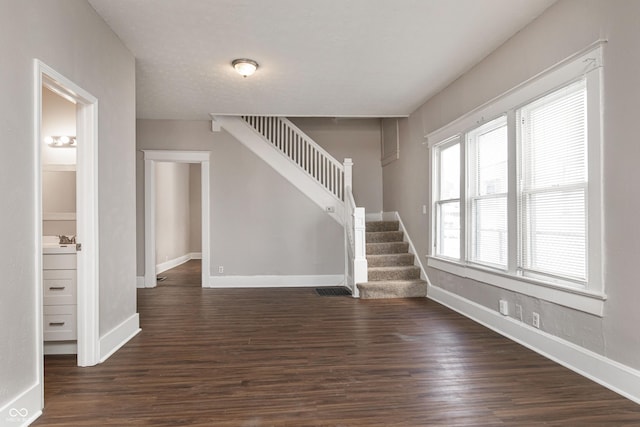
[88,0,556,120]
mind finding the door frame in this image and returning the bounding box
[143,150,211,288]
[34,59,100,385]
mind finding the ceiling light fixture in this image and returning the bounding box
[45,135,76,148]
[232,58,258,78]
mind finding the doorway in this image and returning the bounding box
[34,60,100,383]
[154,161,202,284]
[143,150,211,288]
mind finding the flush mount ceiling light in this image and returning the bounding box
[232,58,258,77]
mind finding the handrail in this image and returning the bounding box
[242,116,344,201]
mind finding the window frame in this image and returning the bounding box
[433,136,463,261]
[427,42,605,316]
[466,115,509,271]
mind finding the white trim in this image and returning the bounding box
[427,257,605,316]
[427,285,640,405]
[43,212,76,221]
[143,150,211,289]
[99,313,141,363]
[156,253,191,275]
[392,212,431,285]
[212,115,344,225]
[136,276,145,288]
[35,61,102,417]
[44,341,78,355]
[207,274,344,288]
[153,252,202,277]
[0,383,42,426]
[426,40,606,145]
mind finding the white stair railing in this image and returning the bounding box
[242,116,344,201]
[344,159,367,297]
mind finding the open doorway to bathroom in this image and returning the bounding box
[35,60,100,380]
[41,86,79,357]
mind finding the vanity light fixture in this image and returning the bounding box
[232,58,259,77]
[45,135,76,148]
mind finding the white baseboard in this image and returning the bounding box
[156,253,191,274]
[207,274,344,288]
[428,284,640,405]
[0,382,42,426]
[44,341,77,355]
[155,253,202,275]
[99,313,141,363]
[136,276,145,288]
[392,211,430,285]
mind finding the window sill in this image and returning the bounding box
[426,256,606,316]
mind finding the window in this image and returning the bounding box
[467,116,508,269]
[427,43,604,315]
[518,80,587,284]
[434,139,460,259]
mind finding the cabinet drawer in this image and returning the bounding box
[43,305,77,341]
[43,270,76,305]
[43,253,76,270]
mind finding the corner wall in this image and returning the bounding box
[382,0,640,384]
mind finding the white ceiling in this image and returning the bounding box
[88,0,556,120]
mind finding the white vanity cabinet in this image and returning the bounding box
[42,247,77,348]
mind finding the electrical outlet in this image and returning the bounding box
[422,205,427,215]
[515,304,523,321]
[532,312,540,328]
[499,299,509,316]
[326,206,336,213]
[218,266,224,274]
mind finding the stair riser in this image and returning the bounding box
[367,254,415,267]
[357,281,427,299]
[366,242,409,255]
[366,221,399,232]
[366,231,403,243]
[369,268,421,281]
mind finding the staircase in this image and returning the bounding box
[357,220,428,299]
[211,115,346,224]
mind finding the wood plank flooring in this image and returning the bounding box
[35,260,640,426]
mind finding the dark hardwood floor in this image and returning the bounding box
[35,260,640,426]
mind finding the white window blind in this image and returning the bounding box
[518,79,587,283]
[435,141,460,259]
[467,118,508,268]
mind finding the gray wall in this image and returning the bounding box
[136,120,344,278]
[382,0,640,370]
[0,0,135,411]
[155,162,191,264]
[189,164,202,253]
[291,118,383,213]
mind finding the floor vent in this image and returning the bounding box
[315,287,351,297]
